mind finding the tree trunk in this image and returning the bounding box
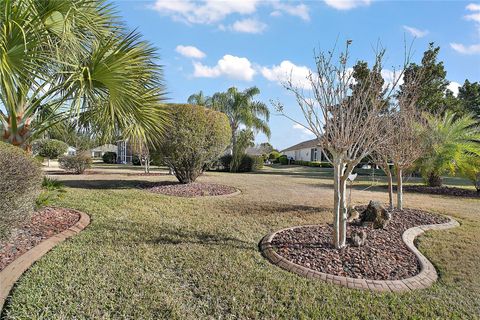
[333,158,347,249]
[386,167,394,209]
[47,158,50,167]
[397,167,403,210]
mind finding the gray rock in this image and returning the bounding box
[360,200,391,229]
[351,230,367,247]
[347,207,360,222]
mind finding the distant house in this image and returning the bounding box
[281,138,324,162]
[90,144,117,158]
[66,146,77,156]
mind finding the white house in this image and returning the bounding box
[281,139,324,162]
[90,144,118,158]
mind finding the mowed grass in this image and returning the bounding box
[2,165,479,319]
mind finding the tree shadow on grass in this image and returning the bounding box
[60,179,175,190]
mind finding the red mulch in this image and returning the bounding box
[0,207,80,271]
[148,182,238,197]
[403,185,480,198]
[270,207,449,280]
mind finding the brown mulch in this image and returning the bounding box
[403,185,480,198]
[270,207,449,280]
[147,182,238,197]
[0,207,80,271]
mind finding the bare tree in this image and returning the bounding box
[276,42,405,248]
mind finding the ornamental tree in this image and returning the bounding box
[277,42,406,248]
[33,139,68,167]
[154,104,231,184]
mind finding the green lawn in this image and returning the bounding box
[2,165,479,319]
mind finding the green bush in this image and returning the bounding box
[219,154,233,171]
[269,150,280,160]
[278,155,288,165]
[132,155,141,166]
[218,154,263,172]
[59,155,92,174]
[153,104,231,183]
[102,152,117,164]
[0,142,43,239]
[33,139,68,165]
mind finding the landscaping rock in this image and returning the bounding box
[361,200,391,229]
[351,229,367,246]
[347,207,360,222]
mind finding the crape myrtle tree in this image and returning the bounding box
[277,41,407,248]
[0,0,168,150]
[33,139,68,167]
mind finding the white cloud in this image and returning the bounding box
[403,25,429,38]
[175,45,206,59]
[467,3,480,11]
[447,81,461,97]
[324,0,372,10]
[261,60,313,90]
[151,0,259,24]
[230,18,267,34]
[271,1,310,21]
[193,54,256,81]
[450,43,480,54]
[381,69,404,88]
[293,123,314,136]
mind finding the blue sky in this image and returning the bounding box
[114,0,480,150]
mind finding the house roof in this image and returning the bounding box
[281,138,320,152]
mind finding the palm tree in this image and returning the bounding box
[209,86,270,171]
[187,91,210,106]
[416,111,480,187]
[0,0,167,149]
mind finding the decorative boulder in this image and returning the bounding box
[351,230,367,247]
[347,207,360,222]
[361,200,391,229]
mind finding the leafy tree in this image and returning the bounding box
[416,111,480,187]
[210,87,270,172]
[401,43,450,114]
[458,80,480,119]
[230,130,255,172]
[153,104,230,184]
[33,139,68,167]
[0,0,167,150]
[459,155,480,192]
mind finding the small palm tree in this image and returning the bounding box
[187,91,211,106]
[0,0,167,149]
[416,111,480,187]
[209,86,270,171]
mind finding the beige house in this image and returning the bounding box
[281,139,324,162]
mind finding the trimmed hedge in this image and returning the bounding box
[278,155,288,165]
[0,142,43,239]
[219,154,263,172]
[102,152,117,164]
[291,160,333,168]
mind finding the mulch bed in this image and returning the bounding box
[270,207,449,280]
[403,185,480,198]
[0,207,80,271]
[147,182,238,197]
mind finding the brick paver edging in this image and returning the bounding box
[260,217,459,292]
[199,188,242,199]
[0,209,90,310]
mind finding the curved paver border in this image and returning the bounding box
[260,216,459,292]
[0,209,90,310]
[148,187,242,199]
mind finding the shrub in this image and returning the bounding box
[132,155,141,166]
[278,155,288,165]
[33,139,68,166]
[269,150,280,160]
[459,155,480,192]
[59,155,92,174]
[0,142,43,239]
[102,152,117,164]
[36,177,66,208]
[153,104,231,184]
[219,154,233,171]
